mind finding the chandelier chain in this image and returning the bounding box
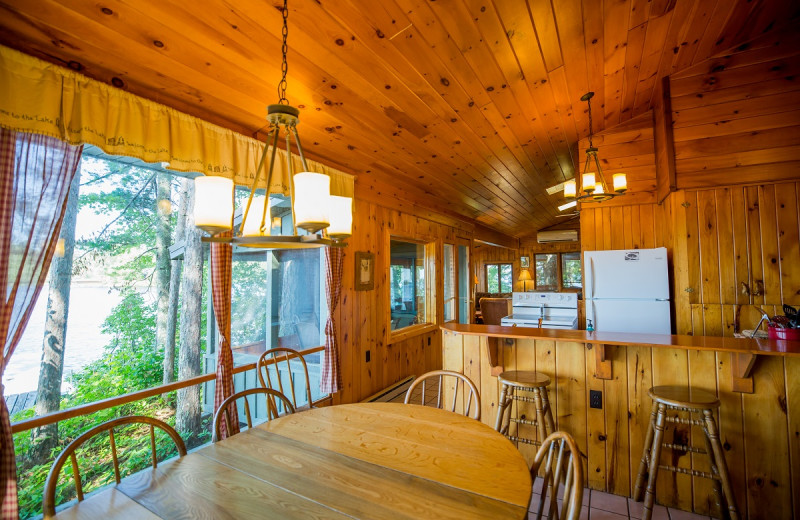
[278,0,289,105]
[587,93,593,149]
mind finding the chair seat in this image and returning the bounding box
[498,370,551,388]
[648,385,720,409]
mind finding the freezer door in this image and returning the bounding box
[584,248,669,300]
[586,299,671,334]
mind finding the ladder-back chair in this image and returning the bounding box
[403,370,481,420]
[213,387,295,442]
[257,347,314,412]
[42,415,186,518]
[530,431,585,520]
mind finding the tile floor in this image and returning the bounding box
[529,477,713,520]
[382,382,713,520]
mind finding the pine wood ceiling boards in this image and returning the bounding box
[0,0,796,236]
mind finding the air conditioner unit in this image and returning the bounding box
[537,229,579,243]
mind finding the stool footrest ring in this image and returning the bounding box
[504,434,541,446]
[658,464,719,480]
[661,442,707,454]
[510,417,539,426]
[664,416,705,426]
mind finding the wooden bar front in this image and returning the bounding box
[442,324,800,519]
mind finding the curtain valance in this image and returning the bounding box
[0,45,354,198]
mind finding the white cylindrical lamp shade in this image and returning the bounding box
[582,172,596,192]
[594,182,604,195]
[613,173,628,193]
[194,176,234,234]
[564,180,577,198]
[293,172,330,233]
[328,196,353,239]
[241,195,271,236]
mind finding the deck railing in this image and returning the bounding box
[11,345,328,434]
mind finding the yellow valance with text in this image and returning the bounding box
[0,45,353,197]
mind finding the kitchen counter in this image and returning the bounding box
[440,323,800,356]
[440,323,800,518]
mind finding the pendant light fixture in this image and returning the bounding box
[563,92,627,204]
[193,0,352,248]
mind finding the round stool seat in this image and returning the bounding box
[498,370,551,388]
[648,386,720,410]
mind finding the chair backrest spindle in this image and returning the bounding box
[69,453,83,502]
[108,429,121,484]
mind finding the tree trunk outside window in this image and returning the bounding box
[163,178,188,385]
[176,181,203,443]
[29,165,81,464]
[155,173,172,357]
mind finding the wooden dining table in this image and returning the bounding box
[53,402,532,519]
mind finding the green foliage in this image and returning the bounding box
[74,158,176,288]
[230,260,268,345]
[12,289,209,519]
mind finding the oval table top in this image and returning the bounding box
[54,402,532,520]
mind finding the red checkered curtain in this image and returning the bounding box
[321,247,344,394]
[0,129,81,519]
[211,231,240,440]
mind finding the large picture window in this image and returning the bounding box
[486,263,513,293]
[9,148,328,519]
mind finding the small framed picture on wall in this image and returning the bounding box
[355,251,375,291]
[520,256,530,268]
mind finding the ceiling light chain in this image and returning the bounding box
[278,0,289,105]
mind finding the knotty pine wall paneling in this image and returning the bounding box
[333,197,474,405]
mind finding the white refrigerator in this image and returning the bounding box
[584,247,671,334]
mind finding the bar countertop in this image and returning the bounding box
[441,323,800,357]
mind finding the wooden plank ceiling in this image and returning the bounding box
[0,0,796,238]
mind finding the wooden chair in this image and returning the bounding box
[529,431,585,520]
[403,370,481,420]
[213,387,295,442]
[42,415,186,518]
[479,297,512,325]
[257,347,314,412]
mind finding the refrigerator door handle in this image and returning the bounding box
[590,257,595,300]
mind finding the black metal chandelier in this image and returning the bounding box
[564,92,627,203]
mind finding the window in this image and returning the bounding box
[10,149,330,519]
[561,252,582,289]
[443,244,455,322]
[486,263,512,293]
[530,252,582,292]
[535,254,559,291]
[390,239,427,331]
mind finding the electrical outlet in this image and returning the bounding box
[365,350,370,363]
[590,390,602,409]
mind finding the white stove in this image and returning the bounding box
[500,292,579,329]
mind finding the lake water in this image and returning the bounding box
[4,285,121,396]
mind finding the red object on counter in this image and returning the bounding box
[768,325,800,341]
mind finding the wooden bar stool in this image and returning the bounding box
[633,386,739,520]
[494,370,556,448]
